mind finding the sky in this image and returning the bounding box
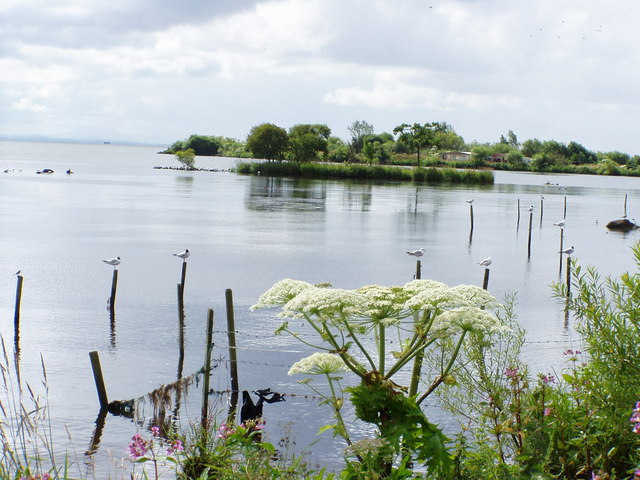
[2,0,640,154]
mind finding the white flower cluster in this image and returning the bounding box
[288,352,348,376]
[254,278,504,336]
[251,279,314,310]
[431,307,507,337]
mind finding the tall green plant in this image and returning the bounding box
[252,279,508,477]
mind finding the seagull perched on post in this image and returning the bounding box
[406,248,425,258]
[559,246,574,256]
[173,249,190,261]
[466,199,474,204]
[102,256,121,268]
[554,219,566,227]
[528,205,534,212]
[478,257,492,267]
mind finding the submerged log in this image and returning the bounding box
[606,218,637,232]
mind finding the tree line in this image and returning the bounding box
[164,122,640,175]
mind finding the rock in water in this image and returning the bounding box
[606,218,637,231]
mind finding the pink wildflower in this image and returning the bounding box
[127,433,150,459]
[151,425,160,437]
[544,407,552,417]
[504,367,519,379]
[167,439,184,455]
[541,374,555,384]
[217,422,235,439]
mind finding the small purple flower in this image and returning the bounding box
[544,407,552,417]
[127,433,150,459]
[217,422,235,439]
[505,367,519,380]
[151,426,160,437]
[167,439,184,455]
[541,374,555,384]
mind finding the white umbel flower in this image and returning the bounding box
[288,352,348,376]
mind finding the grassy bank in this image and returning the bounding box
[236,161,494,185]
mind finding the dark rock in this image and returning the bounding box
[606,218,637,231]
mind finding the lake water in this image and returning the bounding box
[1,140,640,477]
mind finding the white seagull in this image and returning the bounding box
[478,257,492,267]
[554,219,566,227]
[466,199,474,204]
[173,249,190,261]
[406,248,425,258]
[528,205,534,212]
[102,256,121,268]
[559,246,574,256]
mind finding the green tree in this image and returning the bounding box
[183,135,220,156]
[175,148,196,169]
[348,120,375,154]
[393,123,438,167]
[246,123,289,161]
[326,136,352,163]
[362,138,391,165]
[567,141,597,165]
[471,145,493,163]
[521,138,543,157]
[288,124,331,162]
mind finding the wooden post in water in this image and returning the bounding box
[527,209,533,259]
[201,309,214,429]
[558,228,565,275]
[180,262,188,294]
[109,269,118,312]
[226,289,240,422]
[415,260,421,280]
[517,199,521,228]
[624,193,628,218]
[482,268,490,290]
[89,351,109,409]
[14,274,24,348]
[565,256,572,296]
[540,196,544,226]
[177,284,185,379]
[563,196,567,219]
[469,204,474,233]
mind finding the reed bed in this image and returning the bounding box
[236,161,494,185]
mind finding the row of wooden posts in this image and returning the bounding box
[83,261,243,429]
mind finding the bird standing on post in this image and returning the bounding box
[559,246,574,256]
[554,219,566,227]
[478,257,492,267]
[173,249,190,261]
[102,257,121,269]
[406,248,425,258]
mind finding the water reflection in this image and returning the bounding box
[175,176,194,196]
[246,177,327,211]
[341,183,372,211]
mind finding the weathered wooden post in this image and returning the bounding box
[89,351,109,409]
[624,193,628,218]
[109,270,118,312]
[527,208,533,259]
[225,289,240,422]
[539,196,544,226]
[14,274,24,349]
[415,260,421,280]
[565,256,572,296]
[558,228,565,275]
[563,196,567,219]
[180,262,188,294]
[517,198,521,229]
[201,309,214,429]
[482,268,490,290]
[177,284,185,379]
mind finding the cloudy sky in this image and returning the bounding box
[3,0,639,154]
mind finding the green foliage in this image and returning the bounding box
[246,123,290,161]
[175,148,196,169]
[393,122,440,167]
[288,124,331,162]
[348,120,375,153]
[236,161,494,185]
[597,158,621,175]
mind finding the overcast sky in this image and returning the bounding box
[3,0,639,154]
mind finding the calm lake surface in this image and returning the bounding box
[1,140,640,476]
